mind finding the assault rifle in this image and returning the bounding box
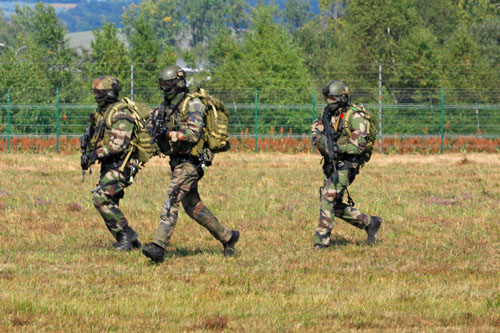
[80,122,95,183]
[322,107,340,181]
[150,102,166,144]
[150,93,188,144]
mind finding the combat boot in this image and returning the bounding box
[222,230,240,257]
[113,239,142,250]
[314,244,328,250]
[366,216,382,245]
[114,226,139,251]
[142,242,166,263]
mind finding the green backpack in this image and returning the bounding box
[104,97,159,171]
[179,87,230,156]
[343,103,378,165]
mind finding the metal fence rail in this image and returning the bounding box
[1,88,500,153]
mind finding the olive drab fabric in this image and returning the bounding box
[146,89,235,253]
[312,102,377,247]
[103,97,159,168]
[87,101,137,240]
[341,103,378,166]
[178,87,230,156]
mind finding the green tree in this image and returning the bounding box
[280,0,313,33]
[207,1,313,133]
[10,3,82,103]
[89,22,131,95]
[122,0,184,47]
[128,16,176,103]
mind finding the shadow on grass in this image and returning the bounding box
[165,246,220,258]
[328,235,356,248]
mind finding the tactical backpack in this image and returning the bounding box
[343,103,378,165]
[179,87,230,156]
[103,97,159,171]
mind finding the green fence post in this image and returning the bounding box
[311,87,316,153]
[440,88,444,154]
[254,89,258,153]
[7,88,11,153]
[56,87,60,153]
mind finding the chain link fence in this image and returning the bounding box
[1,87,499,153]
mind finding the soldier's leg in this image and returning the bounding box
[181,186,232,243]
[333,169,370,230]
[314,176,343,248]
[93,169,129,235]
[151,162,200,249]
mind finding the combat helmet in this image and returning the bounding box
[158,65,187,98]
[322,80,349,107]
[92,75,121,104]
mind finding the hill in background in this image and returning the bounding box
[0,0,320,32]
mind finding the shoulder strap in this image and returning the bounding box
[343,107,355,137]
[104,100,129,128]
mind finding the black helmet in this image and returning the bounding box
[92,75,121,104]
[158,65,187,97]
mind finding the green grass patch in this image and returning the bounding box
[0,152,499,330]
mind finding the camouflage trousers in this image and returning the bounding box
[314,167,370,247]
[152,160,232,249]
[93,167,132,238]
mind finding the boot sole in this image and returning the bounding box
[142,246,165,264]
[224,231,240,257]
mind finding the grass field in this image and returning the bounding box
[0,152,499,331]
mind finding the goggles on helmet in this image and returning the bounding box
[93,88,108,100]
[159,78,178,92]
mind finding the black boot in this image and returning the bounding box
[366,216,382,245]
[222,230,240,257]
[142,242,166,263]
[113,238,142,250]
[114,226,139,251]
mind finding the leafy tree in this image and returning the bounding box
[10,3,82,103]
[182,0,228,46]
[128,16,176,103]
[280,0,313,33]
[122,0,184,47]
[89,22,131,94]
[207,1,313,132]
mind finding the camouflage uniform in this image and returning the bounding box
[150,94,233,249]
[312,104,374,247]
[85,76,140,248]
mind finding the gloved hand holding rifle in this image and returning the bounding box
[80,123,97,182]
[322,108,340,181]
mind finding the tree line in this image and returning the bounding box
[0,0,499,135]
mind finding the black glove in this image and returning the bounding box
[86,150,98,166]
[322,161,335,177]
[80,154,89,170]
[161,128,170,142]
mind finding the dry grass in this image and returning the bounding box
[0,152,499,331]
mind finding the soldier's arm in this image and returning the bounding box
[311,110,330,157]
[96,108,134,159]
[337,112,368,155]
[169,99,204,143]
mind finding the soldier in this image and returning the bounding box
[81,75,141,251]
[142,65,239,263]
[312,80,382,249]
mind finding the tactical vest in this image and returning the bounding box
[335,103,378,166]
[90,98,158,171]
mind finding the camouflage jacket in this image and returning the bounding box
[312,104,369,167]
[154,93,205,158]
[89,102,134,162]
